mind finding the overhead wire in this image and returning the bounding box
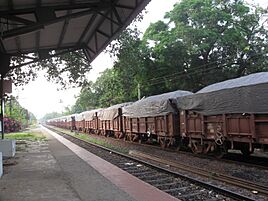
[145,51,267,87]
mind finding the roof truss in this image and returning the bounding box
[0,0,150,70]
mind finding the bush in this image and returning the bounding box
[4,117,22,133]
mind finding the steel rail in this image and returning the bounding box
[61,126,268,170]
[129,150,268,197]
[44,125,258,201]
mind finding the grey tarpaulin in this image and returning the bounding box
[75,113,84,121]
[82,109,102,121]
[197,72,268,93]
[98,102,133,121]
[122,90,193,118]
[174,72,268,115]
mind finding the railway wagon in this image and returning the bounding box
[122,90,193,148]
[57,117,67,129]
[75,113,85,132]
[97,102,132,138]
[175,72,268,157]
[47,116,65,128]
[83,109,101,134]
[52,116,65,128]
[65,114,76,131]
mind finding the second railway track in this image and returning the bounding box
[44,125,268,201]
[129,150,268,197]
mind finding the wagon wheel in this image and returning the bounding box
[124,133,131,141]
[240,145,254,157]
[159,138,167,149]
[131,134,139,142]
[214,145,227,159]
[191,141,204,154]
[176,141,182,151]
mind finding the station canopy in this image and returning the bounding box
[0,0,150,63]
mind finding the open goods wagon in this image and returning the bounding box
[97,103,132,138]
[122,90,193,148]
[47,72,268,157]
[83,109,101,134]
[175,72,268,157]
[75,113,84,131]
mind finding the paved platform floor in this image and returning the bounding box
[0,127,179,201]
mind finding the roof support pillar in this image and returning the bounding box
[0,53,11,139]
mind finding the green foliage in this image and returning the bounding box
[5,131,46,141]
[147,0,268,91]
[8,50,91,88]
[4,96,36,127]
[70,0,267,111]
[40,111,63,122]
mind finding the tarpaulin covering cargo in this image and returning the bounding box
[174,72,268,115]
[98,102,133,120]
[122,90,193,118]
[66,115,75,122]
[83,109,102,121]
[75,113,84,121]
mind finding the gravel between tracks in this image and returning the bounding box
[52,127,268,201]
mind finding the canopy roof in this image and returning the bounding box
[0,0,150,62]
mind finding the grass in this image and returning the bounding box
[51,126,129,154]
[5,131,47,141]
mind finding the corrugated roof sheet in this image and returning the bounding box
[0,0,151,63]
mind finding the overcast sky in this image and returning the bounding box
[13,0,267,119]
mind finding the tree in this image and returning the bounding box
[70,81,99,113]
[70,0,267,112]
[144,0,268,91]
[40,112,63,123]
[7,50,91,88]
[4,96,36,127]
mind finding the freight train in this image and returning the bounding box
[47,72,268,157]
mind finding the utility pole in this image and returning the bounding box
[0,76,4,139]
[137,83,141,100]
[0,53,11,139]
[9,96,12,116]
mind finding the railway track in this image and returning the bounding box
[45,126,263,201]
[125,139,268,170]
[125,138,268,170]
[129,150,268,197]
[56,126,268,170]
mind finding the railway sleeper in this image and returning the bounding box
[155,182,184,191]
[136,173,167,180]
[130,170,155,176]
[154,181,179,188]
[143,177,174,184]
[178,191,207,199]
[164,186,190,194]
[122,166,143,171]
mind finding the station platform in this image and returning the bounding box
[0,127,179,201]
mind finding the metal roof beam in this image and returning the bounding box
[112,6,123,25]
[2,9,102,39]
[77,13,98,45]
[0,39,6,53]
[115,4,135,10]
[0,15,35,25]
[0,2,110,15]
[8,44,81,56]
[82,48,91,62]
[85,10,111,45]
[10,47,80,69]
[57,0,75,48]
[97,11,122,26]
[96,29,110,38]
